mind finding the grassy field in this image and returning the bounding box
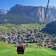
[0,42,56,56]
[0,23,45,33]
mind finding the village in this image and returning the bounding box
[0,28,56,50]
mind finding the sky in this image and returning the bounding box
[0,0,56,10]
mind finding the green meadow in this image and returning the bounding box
[0,42,56,56]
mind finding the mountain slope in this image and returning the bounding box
[42,21,56,34]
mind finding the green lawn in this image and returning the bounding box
[0,42,56,56]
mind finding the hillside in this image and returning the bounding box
[0,4,56,24]
[0,42,56,56]
[42,21,56,35]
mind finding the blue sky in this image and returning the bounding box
[0,0,56,10]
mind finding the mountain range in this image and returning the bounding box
[0,4,56,24]
[0,9,8,15]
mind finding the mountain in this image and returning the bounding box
[0,9,8,15]
[7,4,46,23]
[0,4,56,24]
[42,21,56,35]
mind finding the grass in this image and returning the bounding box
[0,23,45,33]
[0,42,56,56]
